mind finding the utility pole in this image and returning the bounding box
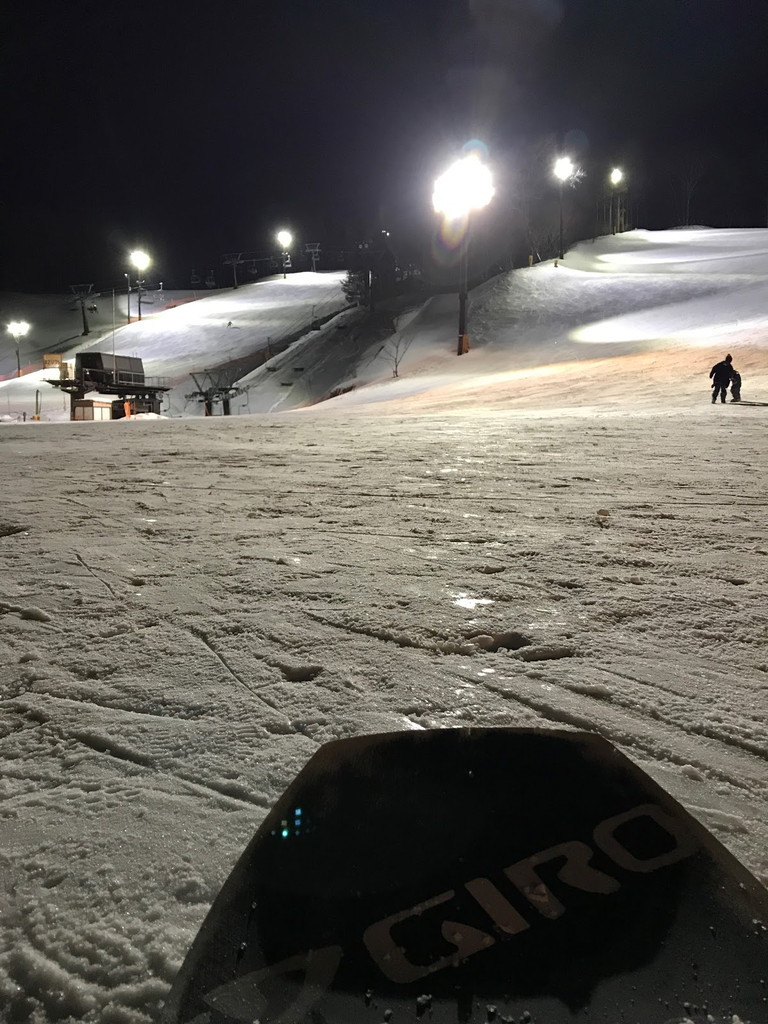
[357,241,380,313]
[457,236,469,355]
[8,321,29,376]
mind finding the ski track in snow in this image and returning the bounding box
[0,412,767,1021]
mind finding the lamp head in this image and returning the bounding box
[130,250,150,272]
[553,157,575,182]
[8,320,30,339]
[432,153,494,220]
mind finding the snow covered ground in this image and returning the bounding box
[1,229,767,1023]
[0,272,350,417]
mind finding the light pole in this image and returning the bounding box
[7,321,30,378]
[610,167,624,233]
[124,273,131,323]
[553,156,574,260]
[276,230,292,279]
[432,152,495,355]
[129,250,151,320]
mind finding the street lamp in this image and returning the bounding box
[432,151,495,355]
[129,250,151,320]
[276,230,292,279]
[609,167,624,234]
[553,156,575,260]
[7,321,30,378]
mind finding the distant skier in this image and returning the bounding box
[730,367,742,402]
[709,353,733,404]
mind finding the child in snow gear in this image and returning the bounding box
[730,368,742,402]
[709,354,733,404]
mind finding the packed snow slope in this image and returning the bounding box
[4,229,768,418]
[325,226,768,413]
[0,273,350,417]
[0,228,767,1024]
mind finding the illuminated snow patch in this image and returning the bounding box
[452,592,494,609]
[570,318,658,345]
[403,717,425,730]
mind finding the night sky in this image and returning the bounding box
[4,0,768,292]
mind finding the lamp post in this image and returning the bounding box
[8,321,30,378]
[553,156,574,260]
[129,250,151,320]
[432,152,495,355]
[124,273,131,323]
[276,230,293,279]
[610,167,624,233]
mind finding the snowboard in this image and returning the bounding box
[164,728,768,1024]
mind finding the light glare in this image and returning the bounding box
[610,167,624,186]
[277,230,293,249]
[130,250,150,272]
[432,154,494,220]
[8,321,30,338]
[553,157,575,182]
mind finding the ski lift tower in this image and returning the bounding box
[187,366,248,416]
[305,243,321,273]
[223,253,245,289]
[69,284,98,336]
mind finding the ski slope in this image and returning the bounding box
[0,228,767,1024]
[3,227,768,420]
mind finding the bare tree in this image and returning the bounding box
[669,151,711,226]
[383,329,417,378]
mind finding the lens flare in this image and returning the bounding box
[432,153,494,221]
[553,157,574,182]
[130,250,150,272]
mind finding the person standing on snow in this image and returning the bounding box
[730,366,742,402]
[709,354,733,404]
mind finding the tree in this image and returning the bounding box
[383,328,417,378]
[341,269,369,307]
[669,151,711,226]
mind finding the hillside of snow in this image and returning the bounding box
[4,228,768,421]
[0,228,767,1024]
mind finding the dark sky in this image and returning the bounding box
[4,0,768,291]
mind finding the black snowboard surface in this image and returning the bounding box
[164,728,768,1024]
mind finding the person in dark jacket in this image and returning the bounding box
[730,367,742,402]
[709,354,733,404]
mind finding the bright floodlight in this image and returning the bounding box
[432,153,494,221]
[8,321,30,339]
[276,230,293,249]
[610,167,624,186]
[130,250,150,272]
[553,156,575,182]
